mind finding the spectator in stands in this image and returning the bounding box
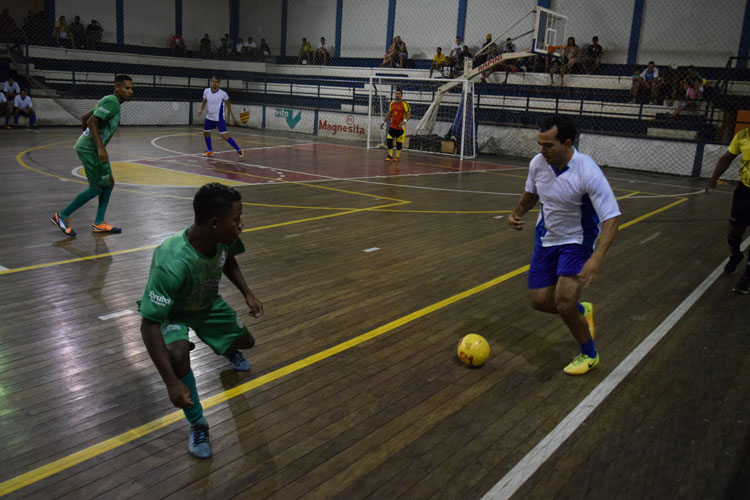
[55,15,73,48]
[0,8,22,46]
[549,36,578,86]
[671,78,703,117]
[381,37,398,67]
[245,37,258,60]
[234,38,245,59]
[581,36,603,74]
[684,65,702,82]
[298,37,314,64]
[69,16,85,49]
[429,47,447,78]
[199,34,211,59]
[216,36,228,59]
[171,32,186,57]
[479,39,515,83]
[452,45,472,77]
[86,19,103,50]
[496,38,521,82]
[0,91,7,128]
[631,61,661,104]
[660,63,683,106]
[396,37,408,67]
[316,37,329,65]
[475,34,497,66]
[683,65,706,91]
[3,77,20,111]
[12,89,36,127]
[449,37,462,63]
[260,38,270,56]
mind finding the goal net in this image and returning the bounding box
[367,76,476,159]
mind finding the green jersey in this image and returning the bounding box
[139,229,245,323]
[74,94,122,153]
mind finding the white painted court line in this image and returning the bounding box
[480,238,750,500]
[363,247,380,253]
[639,232,661,244]
[493,215,505,219]
[98,310,133,321]
[149,133,525,193]
[0,265,9,272]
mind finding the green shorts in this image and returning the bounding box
[76,148,112,187]
[160,297,251,355]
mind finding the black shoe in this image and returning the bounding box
[733,273,750,294]
[724,252,745,275]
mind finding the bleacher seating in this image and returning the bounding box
[7,42,750,142]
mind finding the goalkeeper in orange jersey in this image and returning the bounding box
[379,88,411,162]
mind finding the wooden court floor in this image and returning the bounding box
[1,126,749,499]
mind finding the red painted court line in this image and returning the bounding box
[314,141,524,170]
[135,145,522,184]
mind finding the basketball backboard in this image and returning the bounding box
[532,7,568,55]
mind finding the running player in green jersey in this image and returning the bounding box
[50,74,134,237]
[139,183,264,459]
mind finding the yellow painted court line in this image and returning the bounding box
[0,245,158,276]
[0,264,529,497]
[617,191,640,199]
[618,197,688,229]
[0,202,407,276]
[0,197,689,496]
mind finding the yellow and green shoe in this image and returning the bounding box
[563,353,599,375]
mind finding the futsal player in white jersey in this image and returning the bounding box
[197,76,243,158]
[508,115,620,375]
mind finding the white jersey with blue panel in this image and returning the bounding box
[202,88,229,122]
[525,148,621,248]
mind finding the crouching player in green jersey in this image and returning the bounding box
[139,183,264,459]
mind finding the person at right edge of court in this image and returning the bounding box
[508,115,621,375]
[706,127,750,293]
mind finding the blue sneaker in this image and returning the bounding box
[188,422,212,459]
[223,349,250,371]
[50,212,76,237]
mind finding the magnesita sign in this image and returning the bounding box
[318,112,372,139]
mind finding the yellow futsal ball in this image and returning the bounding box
[457,334,490,367]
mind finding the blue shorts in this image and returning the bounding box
[204,118,227,133]
[528,243,593,289]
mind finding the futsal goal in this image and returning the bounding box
[366,6,568,160]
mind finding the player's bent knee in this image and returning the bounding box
[167,340,192,376]
[527,291,550,311]
[554,297,577,316]
[232,332,255,350]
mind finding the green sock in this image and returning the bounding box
[180,370,204,424]
[94,185,113,224]
[61,186,102,218]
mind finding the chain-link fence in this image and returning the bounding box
[1,0,749,176]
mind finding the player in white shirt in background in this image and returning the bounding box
[197,76,243,158]
[508,115,620,376]
[13,89,36,127]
